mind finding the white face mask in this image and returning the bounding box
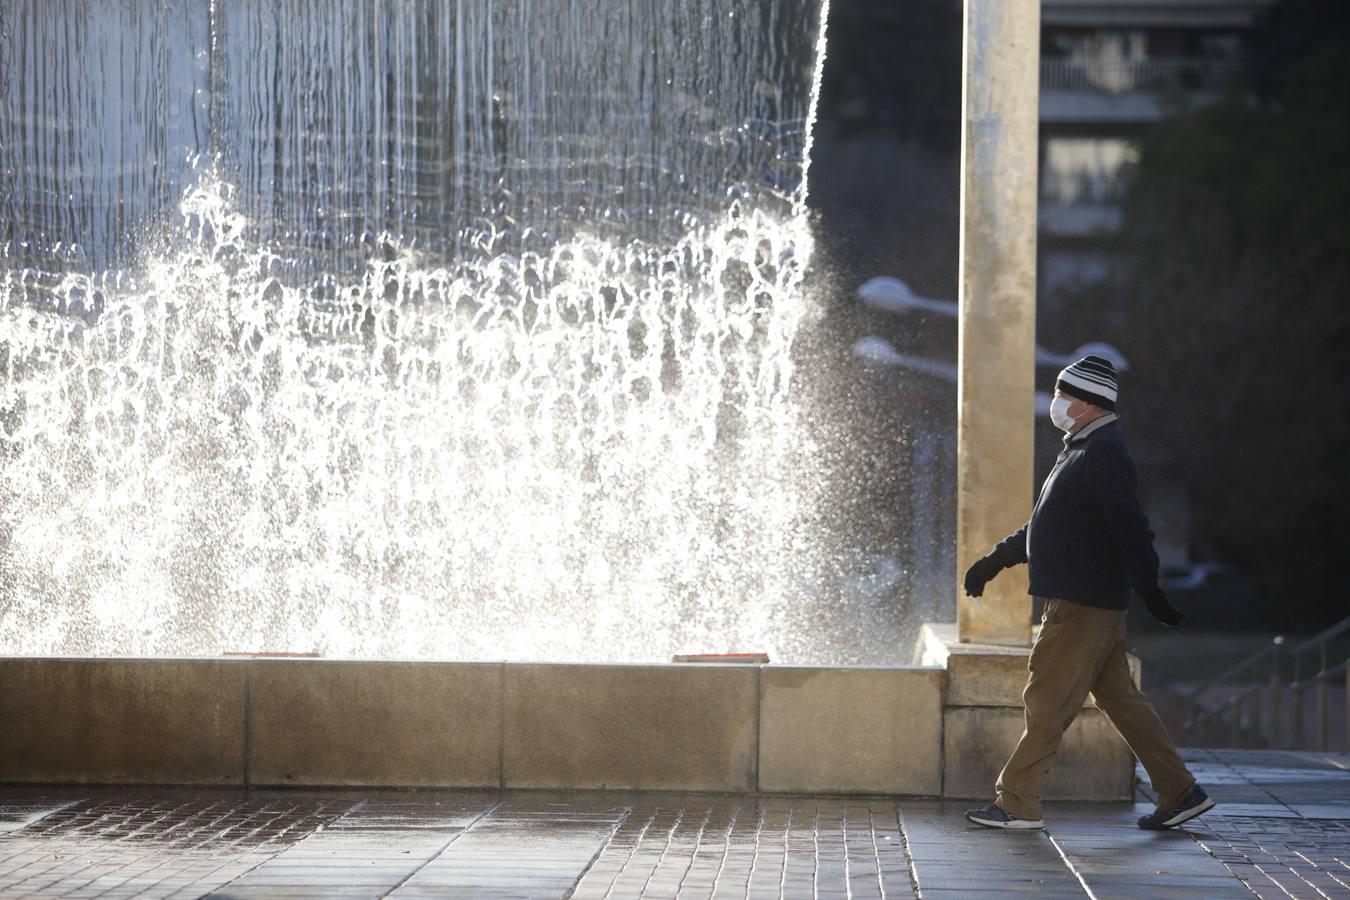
[1049,396,1078,432]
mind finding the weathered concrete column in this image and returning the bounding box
[956,0,1039,645]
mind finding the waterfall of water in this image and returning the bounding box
[0,0,877,662]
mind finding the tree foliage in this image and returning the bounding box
[1112,4,1350,622]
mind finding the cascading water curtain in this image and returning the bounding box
[0,0,879,662]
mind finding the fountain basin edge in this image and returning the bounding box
[0,645,1134,799]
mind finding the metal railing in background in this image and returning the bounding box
[1177,614,1350,750]
[1041,58,1243,95]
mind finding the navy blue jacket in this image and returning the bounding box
[991,418,1160,610]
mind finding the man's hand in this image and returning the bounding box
[963,555,1005,598]
[1141,585,1184,627]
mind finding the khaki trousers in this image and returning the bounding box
[994,597,1195,821]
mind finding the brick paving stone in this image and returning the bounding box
[7,764,1342,899]
[1042,804,1252,900]
[898,800,1088,899]
[1147,748,1350,899]
[0,791,351,899]
[568,797,915,900]
[210,794,500,898]
[1185,815,1350,899]
[0,796,83,836]
[1044,802,1253,899]
[389,795,626,898]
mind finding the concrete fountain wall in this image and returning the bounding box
[0,651,1135,799]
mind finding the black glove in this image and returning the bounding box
[963,554,1005,598]
[1140,585,1184,626]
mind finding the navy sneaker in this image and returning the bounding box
[964,802,1044,830]
[1137,784,1216,830]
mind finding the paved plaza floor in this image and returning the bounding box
[0,749,1345,899]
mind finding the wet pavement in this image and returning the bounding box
[0,749,1345,898]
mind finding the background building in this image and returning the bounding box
[1038,0,1275,304]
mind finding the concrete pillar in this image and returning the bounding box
[956,0,1040,645]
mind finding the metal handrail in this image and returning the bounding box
[1286,656,1349,694]
[1183,639,1281,700]
[1177,612,1350,751]
[1187,680,1267,749]
[1290,616,1350,656]
[1191,682,1258,721]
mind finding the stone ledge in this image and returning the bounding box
[248,660,501,788]
[758,666,943,795]
[0,658,247,785]
[941,706,1135,800]
[501,663,758,791]
[0,646,1134,800]
[917,622,1140,801]
[917,623,1141,708]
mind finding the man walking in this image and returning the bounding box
[961,355,1214,832]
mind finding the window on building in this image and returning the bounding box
[1043,27,1246,93]
[1041,137,1140,207]
[1047,29,1149,65]
[1044,30,1148,92]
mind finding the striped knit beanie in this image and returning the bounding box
[1056,355,1118,411]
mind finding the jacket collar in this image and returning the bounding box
[1065,412,1118,445]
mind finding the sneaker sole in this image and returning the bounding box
[965,814,1044,830]
[1161,797,1215,828]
